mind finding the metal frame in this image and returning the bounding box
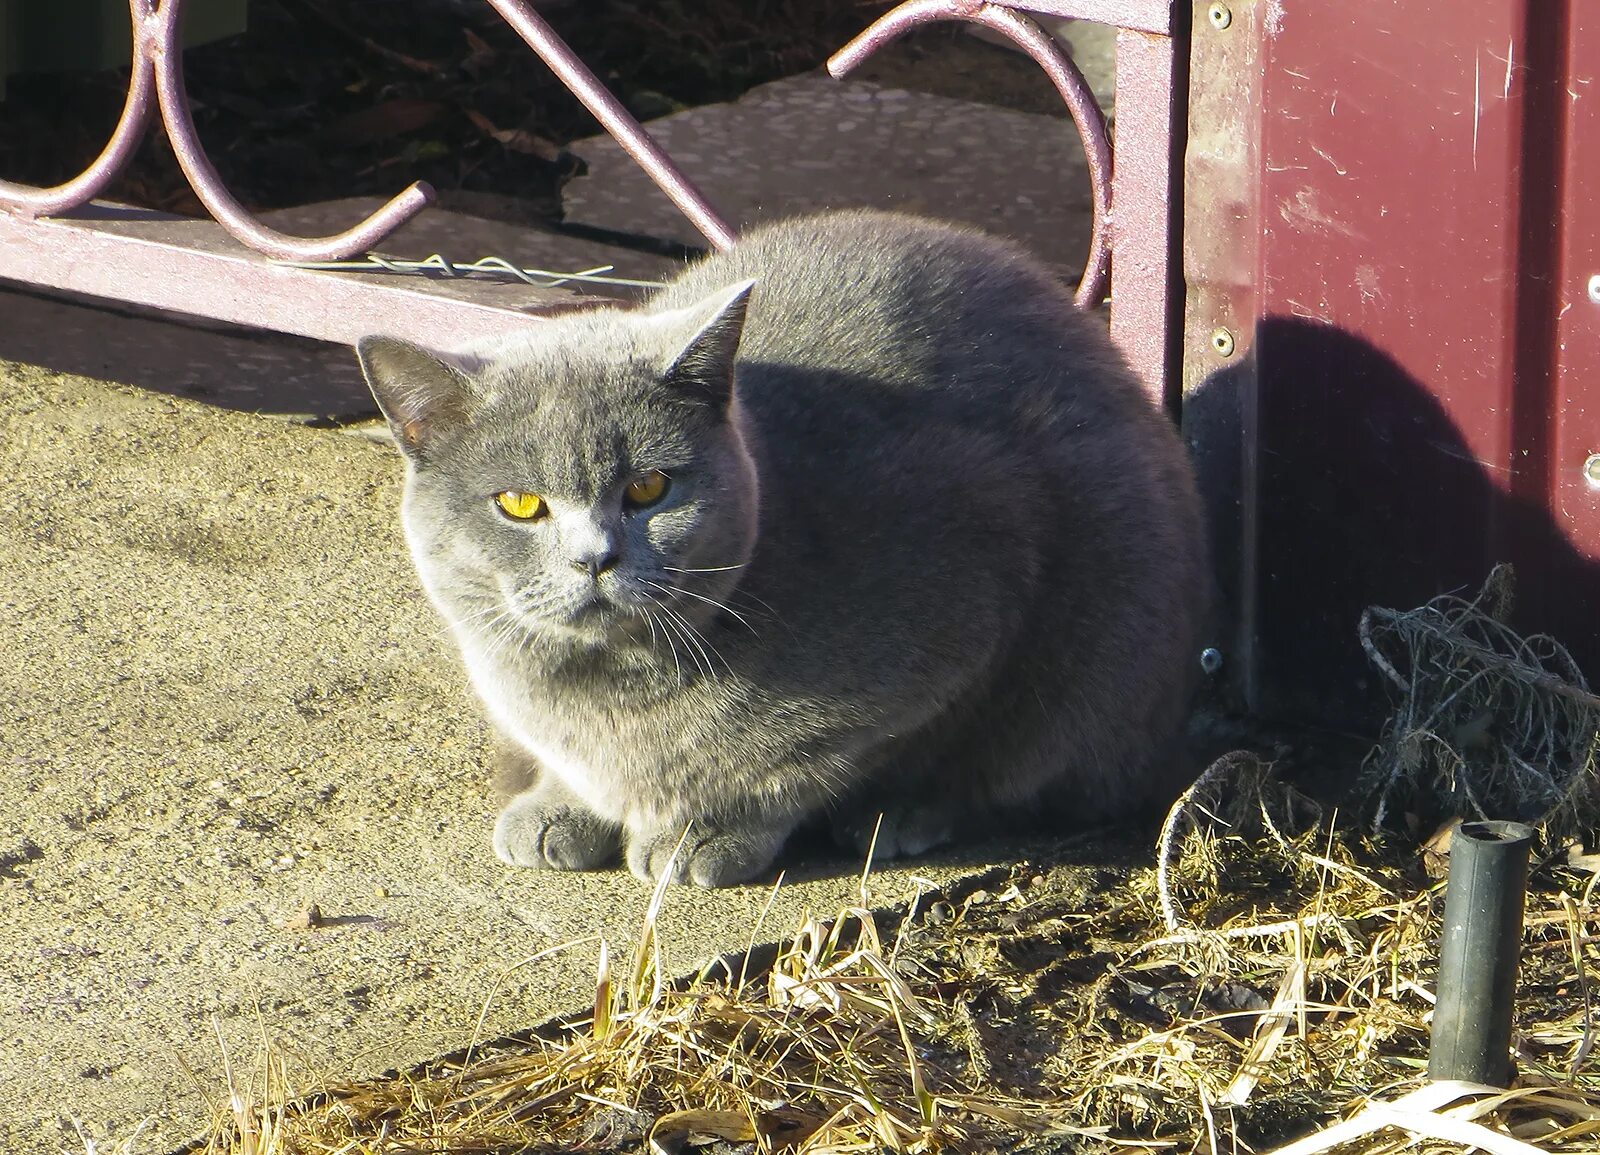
[0,0,1187,405]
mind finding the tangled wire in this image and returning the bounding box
[1359,564,1600,841]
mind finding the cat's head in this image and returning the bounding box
[356,280,760,653]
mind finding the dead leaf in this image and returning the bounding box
[1564,839,1600,874]
[321,99,448,146]
[647,1106,825,1153]
[648,1109,754,1154]
[282,903,324,932]
[1422,817,1461,879]
[754,1105,828,1150]
[461,27,498,77]
[464,108,560,160]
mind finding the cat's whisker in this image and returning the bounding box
[479,614,523,667]
[638,593,685,686]
[643,579,759,637]
[434,600,506,641]
[663,563,747,574]
[656,610,697,685]
[655,600,726,682]
[477,597,542,667]
[724,588,800,643]
[639,604,683,684]
[675,608,733,681]
[722,588,781,620]
[659,608,713,682]
[662,568,793,637]
[467,607,513,650]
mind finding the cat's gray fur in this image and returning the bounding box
[356,209,1208,887]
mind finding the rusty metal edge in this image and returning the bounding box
[1181,0,1263,709]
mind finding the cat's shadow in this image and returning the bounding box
[1186,314,1600,729]
[746,815,1160,890]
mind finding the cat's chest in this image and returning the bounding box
[471,653,711,784]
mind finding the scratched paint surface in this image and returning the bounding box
[1549,15,1600,537]
[1195,1,1600,722]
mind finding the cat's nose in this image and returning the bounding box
[570,550,620,580]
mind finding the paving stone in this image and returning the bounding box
[563,76,1097,280]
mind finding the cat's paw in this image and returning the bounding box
[493,793,622,871]
[626,824,787,888]
[833,803,954,860]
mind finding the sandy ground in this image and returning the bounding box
[0,33,1129,1149]
[0,349,1027,1153]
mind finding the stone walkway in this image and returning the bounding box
[563,75,1097,280]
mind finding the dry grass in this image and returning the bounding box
[182,776,1600,1155]
[1115,753,1598,1153]
[1360,564,1600,841]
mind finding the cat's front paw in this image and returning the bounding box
[494,792,622,871]
[626,824,788,888]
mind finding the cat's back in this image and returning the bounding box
[648,210,1105,388]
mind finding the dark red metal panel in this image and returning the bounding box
[1186,0,1600,723]
[1546,7,1600,629]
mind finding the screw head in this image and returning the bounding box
[1210,327,1237,358]
[1208,2,1233,30]
[1200,648,1224,676]
[1584,453,1600,488]
[1588,274,1600,303]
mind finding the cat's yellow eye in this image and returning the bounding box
[624,470,671,509]
[495,490,546,520]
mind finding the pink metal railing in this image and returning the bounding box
[0,0,1185,402]
[0,0,730,259]
[829,0,1114,309]
[828,0,1185,402]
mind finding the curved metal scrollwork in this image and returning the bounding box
[144,0,434,260]
[0,0,733,262]
[0,0,433,259]
[0,0,156,218]
[0,0,1099,285]
[829,0,1114,311]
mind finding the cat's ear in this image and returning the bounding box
[355,336,477,458]
[658,278,756,409]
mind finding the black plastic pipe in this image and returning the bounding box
[1428,819,1534,1086]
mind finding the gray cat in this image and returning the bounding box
[356,209,1207,887]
